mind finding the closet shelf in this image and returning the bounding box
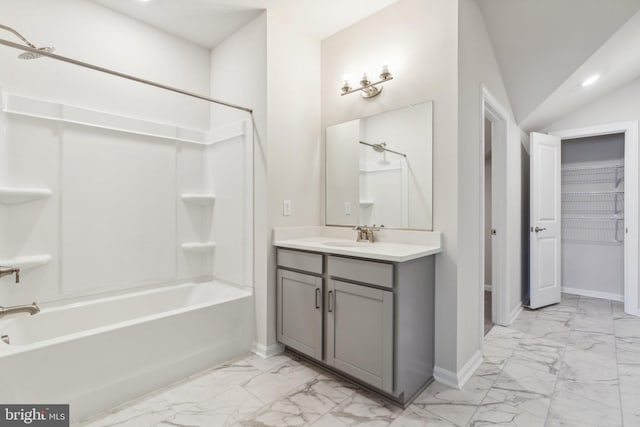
[181,242,216,252]
[0,255,52,271]
[562,218,624,245]
[181,193,216,206]
[561,164,624,186]
[561,191,624,214]
[0,187,52,205]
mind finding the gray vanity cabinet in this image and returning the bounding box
[276,247,435,405]
[326,279,394,393]
[276,251,324,361]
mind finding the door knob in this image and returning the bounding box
[534,226,546,233]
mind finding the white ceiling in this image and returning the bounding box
[478,0,640,126]
[91,0,399,49]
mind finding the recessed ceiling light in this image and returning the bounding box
[582,74,600,87]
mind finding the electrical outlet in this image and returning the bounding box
[345,202,351,215]
[283,200,292,216]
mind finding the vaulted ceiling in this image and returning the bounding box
[478,0,640,130]
[91,0,400,48]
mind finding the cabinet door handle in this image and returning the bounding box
[315,288,320,309]
[328,290,333,312]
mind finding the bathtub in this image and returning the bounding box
[0,281,254,422]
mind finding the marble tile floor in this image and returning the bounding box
[77,294,640,427]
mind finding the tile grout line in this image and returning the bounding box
[541,298,576,427]
[612,307,626,427]
[465,325,529,425]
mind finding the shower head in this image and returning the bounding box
[372,142,387,153]
[0,24,54,60]
[18,46,55,60]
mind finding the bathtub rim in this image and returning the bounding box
[0,280,253,354]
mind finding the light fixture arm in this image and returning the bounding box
[341,76,394,97]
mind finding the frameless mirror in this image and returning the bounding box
[325,101,433,230]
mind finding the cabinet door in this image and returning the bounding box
[277,269,323,360]
[326,279,393,393]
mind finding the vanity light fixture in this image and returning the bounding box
[341,65,393,98]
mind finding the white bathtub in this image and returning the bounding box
[0,281,254,422]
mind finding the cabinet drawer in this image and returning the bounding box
[328,256,394,289]
[277,248,323,275]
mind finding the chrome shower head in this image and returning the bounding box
[372,142,387,153]
[18,46,55,60]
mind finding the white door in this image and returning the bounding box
[530,132,562,309]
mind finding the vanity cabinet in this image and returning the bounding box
[276,247,435,405]
[326,278,393,393]
[276,269,323,360]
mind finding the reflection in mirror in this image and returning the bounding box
[326,101,433,230]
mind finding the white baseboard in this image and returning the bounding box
[484,284,492,292]
[433,350,482,389]
[508,304,523,325]
[562,287,624,302]
[251,342,285,359]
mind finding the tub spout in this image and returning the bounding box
[0,302,39,318]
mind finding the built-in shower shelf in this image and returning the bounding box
[0,187,52,205]
[181,242,216,252]
[359,201,374,208]
[0,255,52,271]
[181,193,216,206]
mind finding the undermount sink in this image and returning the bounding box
[321,241,371,248]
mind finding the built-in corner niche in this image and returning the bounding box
[0,255,52,271]
[0,187,52,205]
[180,193,216,206]
[181,242,216,252]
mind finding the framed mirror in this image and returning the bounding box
[325,101,433,230]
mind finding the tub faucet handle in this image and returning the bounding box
[0,266,20,283]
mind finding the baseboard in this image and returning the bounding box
[508,304,523,325]
[484,284,492,292]
[433,350,482,389]
[562,287,624,302]
[251,341,285,359]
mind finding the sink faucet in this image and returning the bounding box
[353,225,381,243]
[0,266,20,283]
[0,302,39,318]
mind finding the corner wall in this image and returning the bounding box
[458,0,525,370]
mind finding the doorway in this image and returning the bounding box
[484,117,494,335]
[481,86,509,341]
[550,123,639,316]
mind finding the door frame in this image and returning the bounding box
[550,122,639,316]
[480,86,510,343]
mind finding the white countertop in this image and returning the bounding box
[273,237,441,262]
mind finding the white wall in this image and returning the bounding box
[545,77,640,131]
[0,0,211,129]
[458,0,524,368]
[322,0,459,372]
[209,13,268,349]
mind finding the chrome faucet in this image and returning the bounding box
[0,302,39,318]
[0,266,20,283]
[353,225,381,243]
